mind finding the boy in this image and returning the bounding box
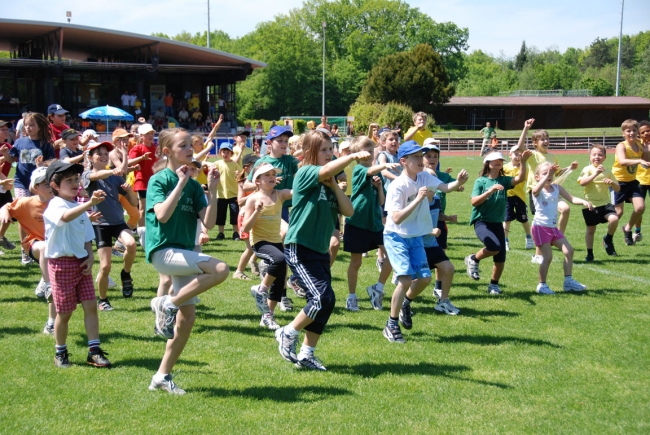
[375,129,402,271]
[634,120,650,241]
[128,123,158,245]
[82,140,139,310]
[232,130,253,162]
[213,142,243,240]
[382,141,467,343]
[404,112,433,145]
[59,129,85,164]
[503,145,534,251]
[44,160,111,368]
[577,144,620,261]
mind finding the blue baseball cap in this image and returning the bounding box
[378,127,391,136]
[266,126,293,141]
[219,142,233,152]
[397,140,423,160]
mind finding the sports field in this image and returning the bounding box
[1,153,649,434]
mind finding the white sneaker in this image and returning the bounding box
[260,313,280,330]
[96,275,118,289]
[391,273,398,285]
[525,237,535,250]
[536,283,555,295]
[564,277,586,292]
[435,298,460,315]
[279,296,294,312]
[505,240,510,251]
[366,284,384,310]
[34,278,46,298]
[376,258,384,273]
[346,295,359,311]
[465,255,480,280]
[250,285,270,314]
[531,255,543,264]
[136,227,146,249]
[433,288,442,299]
[633,232,642,243]
[487,283,502,295]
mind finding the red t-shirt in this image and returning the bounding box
[50,122,69,159]
[1,142,12,176]
[128,144,158,191]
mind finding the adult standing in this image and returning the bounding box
[317,116,330,131]
[480,122,495,156]
[404,111,433,145]
[130,92,138,116]
[163,93,174,117]
[178,106,189,129]
[121,91,131,113]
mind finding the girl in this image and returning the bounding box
[274,130,369,371]
[147,128,229,394]
[465,150,531,295]
[47,104,70,157]
[243,164,293,329]
[531,162,590,294]
[233,153,261,280]
[367,123,380,144]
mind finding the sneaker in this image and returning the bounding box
[464,255,480,280]
[43,322,54,335]
[346,295,359,312]
[44,284,52,302]
[216,232,225,241]
[121,270,134,298]
[525,237,535,250]
[275,327,298,363]
[287,276,306,298]
[250,285,270,314]
[531,255,543,264]
[111,248,124,258]
[34,278,46,298]
[536,283,555,295]
[0,236,15,250]
[433,288,442,299]
[376,258,384,273]
[279,296,294,312]
[296,354,327,371]
[260,313,280,330]
[622,228,634,246]
[149,374,186,395]
[114,239,126,253]
[633,232,643,243]
[98,299,113,311]
[564,277,587,292]
[21,249,34,265]
[487,283,502,295]
[435,298,460,315]
[54,350,71,368]
[399,304,413,329]
[97,275,118,289]
[136,226,146,249]
[87,347,112,368]
[259,260,269,278]
[248,259,260,276]
[602,236,617,256]
[383,325,406,343]
[233,270,251,280]
[366,284,384,310]
[151,296,178,339]
[232,232,240,241]
[505,240,510,251]
[585,254,594,262]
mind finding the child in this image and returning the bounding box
[213,143,242,240]
[611,119,649,246]
[375,129,402,271]
[243,164,293,328]
[343,136,399,311]
[404,112,433,145]
[634,120,650,241]
[234,153,261,280]
[233,130,253,162]
[43,160,111,368]
[275,130,368,370]
[81,140,138,310]
[128,123,158,245]
[503,145,535,251]
[382,141,467,343]
[59,129,85,164]
[148,129,229,394]
[191,114,222,187]
[577,145,620,261]
[465,150,531,295]
[367,123,380,145]
[531,162,591,294]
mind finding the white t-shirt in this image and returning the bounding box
[121,94,130,106]
[44,196,95,259]
[384,171,442,237]
[532,184,559,228]
[129,95,137,106]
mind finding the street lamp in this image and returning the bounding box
[322,21,326,117]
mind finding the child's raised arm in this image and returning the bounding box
[512,149,532,186]
[532,164,557,196]
[438,169,469,193]
[558,185,593,210]
[376,153,400,180]
[516,119,535,152]
[318,151,370,182]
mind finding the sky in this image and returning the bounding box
[5,0,649,57]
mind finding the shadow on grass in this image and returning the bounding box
[117,357,209,371]
[451,291,539,306]
[192,323,263,336]
[326,322,380,332]
[409,305,520,320]
[434,334,561,348]
[326,362,511,389]
[73,331,159,347]
[200,385,352,402]
[0,326,36,338]
[0,295,46,304]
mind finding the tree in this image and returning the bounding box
[359,44,453,112]
[514,41,527,71]
[585,38,613,68]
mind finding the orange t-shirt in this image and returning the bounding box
[5,196,47,251]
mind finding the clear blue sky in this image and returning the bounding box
[6,0,649,57]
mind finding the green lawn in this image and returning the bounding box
[1,153,649,434]
[438,127,622,138]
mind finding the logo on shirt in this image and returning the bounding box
[20,149,43,164]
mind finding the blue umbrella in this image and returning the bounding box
[79,105,134,122]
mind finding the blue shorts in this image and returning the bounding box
[383,232,431,280]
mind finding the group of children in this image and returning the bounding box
[1,111,648,394]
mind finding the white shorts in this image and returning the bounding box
[151,247,212,306]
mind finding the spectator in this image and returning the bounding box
[479,121,496,156]
[121,91,131,113]
[163,93,174,117]
[130,92,137,116]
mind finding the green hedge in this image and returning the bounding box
[348,101,436,137]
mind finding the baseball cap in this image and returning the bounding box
[191,159,203,169]
[266,126,293,141]
[45,160,84,184]
[138,124,155,135]
[242,154,260,166]
[252,163,282,182]
[509,144,521,154]
[378,127,391,136]
[483,151,505,163]
[112,128,133,140]
[29,167,48,192]
[397,140,423,160]
[219,143,233,152]
[47,104,68,115]
[86,140,114,153]
[339,140,351,151]
[422,137,440,152]
[0,120,9,128]
[61,128,80,140]
[235,130,250,137]
[82,129,98,139]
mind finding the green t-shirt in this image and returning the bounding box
[285,165,339,254]
[435,170,455,214]
[346,164,383,232]
[248,154,299,208]
[469,175,513,225]
[480,127,495,140]
[145,168,207,263]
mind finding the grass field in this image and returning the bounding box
[1,153,649,434]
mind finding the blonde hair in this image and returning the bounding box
[531,129,549,148]
[152,128,186,172]
[590,143,607,156]
[379,130,398,143]
[350,136,374,153]
[534,161,552,177]
[621,119,639,132]
[301,130,331,167]
[367,123,380,138]
[412,111,427,123]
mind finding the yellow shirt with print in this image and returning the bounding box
[578,165,619,207]
[503,162,525,201]
[525,150,559,193]
[408,128,433,146]
[612,140,643,182]
[214,159,241,199]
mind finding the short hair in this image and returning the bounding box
[639,120,650,130]
[350,136,374,153]
[49,167,81,197]
[590,143,607,156]
[531,129,549,144]
[379,130,399,143]
[621,119,639,131]
[412,112,427,123]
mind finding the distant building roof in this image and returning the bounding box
[446,96,650,107]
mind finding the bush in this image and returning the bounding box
[293,119,307,134]
[348,101,436,137]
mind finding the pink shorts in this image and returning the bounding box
[531,225,565,247]
[48,257,96,314]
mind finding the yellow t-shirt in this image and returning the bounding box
[637,163,650,185]
[407,128,433,146]
[612,140,644,182]
[503,162,525,201]
[214,159,241,199]
[250,196,283,245]
[233,144,253,160]
[525,150,559,193]
[342,160,357,196]
[578,165,619,207]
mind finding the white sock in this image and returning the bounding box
[298,345,315,359]
[163,297,179,310]
[375,282,385,292]
[47,318,55,326]
[347,293,356,299]
[153,372,168,382]
[259,284,269,293]
[284,325,300,336]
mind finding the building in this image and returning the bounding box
[437,96,650,130]
[0,19,265,129]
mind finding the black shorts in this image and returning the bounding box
[343,223,383,253]
[216,197,239,226]
[613,180,642,205]
[93,223,131,249]
[436,220,448,249]
[335,215,341,232]
[582,204,617,226]
[505,196,529,223]
[424,245,449,269]
[0,189,13,209]
[528,191,536,215]
[137,190,147,199]
[474,220,506,263]
[640,184,650,200]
